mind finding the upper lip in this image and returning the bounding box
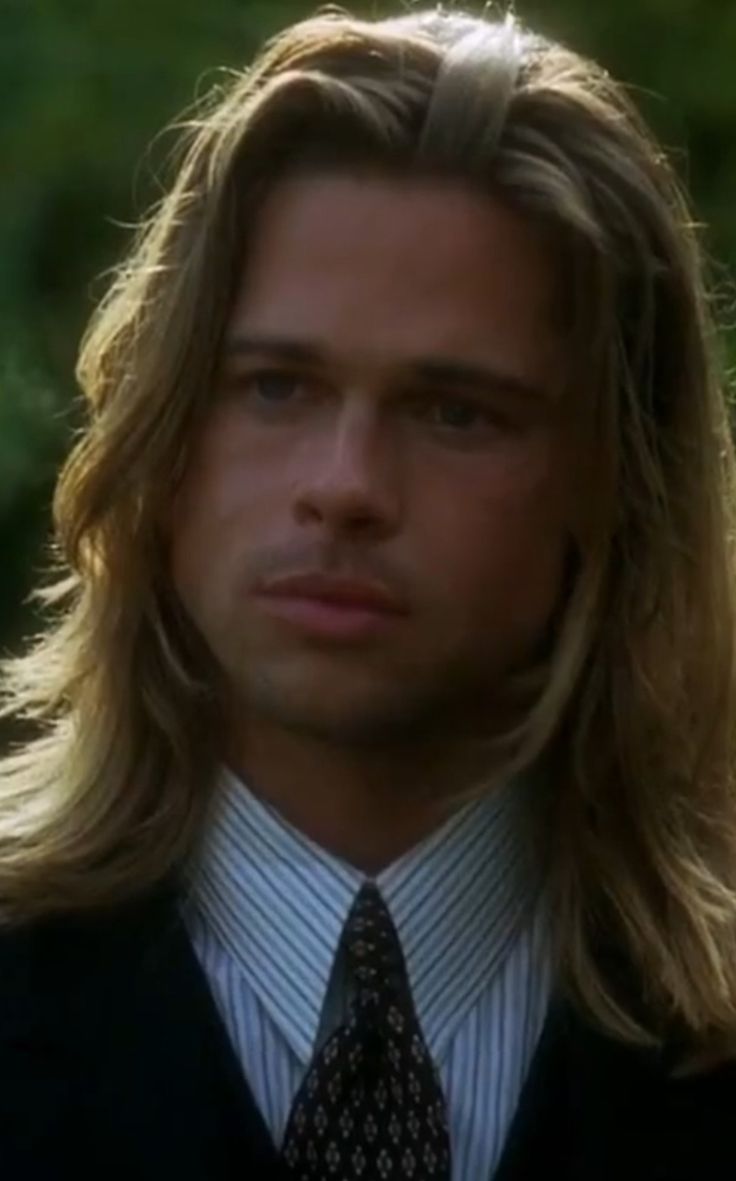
[256,572,408,613]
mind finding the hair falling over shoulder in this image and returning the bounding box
[2,5,736,1063]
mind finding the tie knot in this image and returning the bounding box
[343,882,407,998]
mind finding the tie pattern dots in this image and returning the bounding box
[281,881,452,1179]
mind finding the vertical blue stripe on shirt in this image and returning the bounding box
[182,766,552,1179]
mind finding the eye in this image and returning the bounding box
[430,396,487,430]
[411,392,500,433]
[219,366,313,413]
[248,370,302,403]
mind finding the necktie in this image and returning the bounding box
[281,881,452,1179]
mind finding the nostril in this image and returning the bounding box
[292,470,401,538]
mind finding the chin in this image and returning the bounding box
[261,699,416,746]
[236,669,443,747]
[226,648,501,747]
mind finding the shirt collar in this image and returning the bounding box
[185,764,541,1067]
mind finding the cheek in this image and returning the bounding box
[168,418,299,633]
[446,508,567,605]
[168,446,244,617]
[168,491,213,622]
[421,449,571,620]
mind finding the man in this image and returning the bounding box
[1,6,735,1179]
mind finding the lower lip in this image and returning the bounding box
[255,594,403,639]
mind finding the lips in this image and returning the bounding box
[254,572,408,639]
[257,573,406,613]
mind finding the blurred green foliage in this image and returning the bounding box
[2,0,735,654]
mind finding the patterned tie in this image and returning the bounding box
[281,881,452,1179]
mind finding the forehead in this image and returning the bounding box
[226,172,563,388]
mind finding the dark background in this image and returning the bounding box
[2,0,735,662]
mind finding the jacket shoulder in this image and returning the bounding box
[0,882,181,1026]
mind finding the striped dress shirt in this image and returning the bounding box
[181,766,552,1180]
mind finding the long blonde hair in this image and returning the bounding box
[3,6,736,1059]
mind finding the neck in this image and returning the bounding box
[226,719,498,873]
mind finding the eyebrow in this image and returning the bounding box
[221,334,549,404]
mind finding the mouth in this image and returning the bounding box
[254,573,408,641]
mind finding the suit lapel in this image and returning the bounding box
[0,881,281,1179]
[495,989,736,1180]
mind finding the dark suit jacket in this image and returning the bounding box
[0,880,735,1180]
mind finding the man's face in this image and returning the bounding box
[169,173,576,745]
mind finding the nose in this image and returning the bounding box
[291,399,401,539]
